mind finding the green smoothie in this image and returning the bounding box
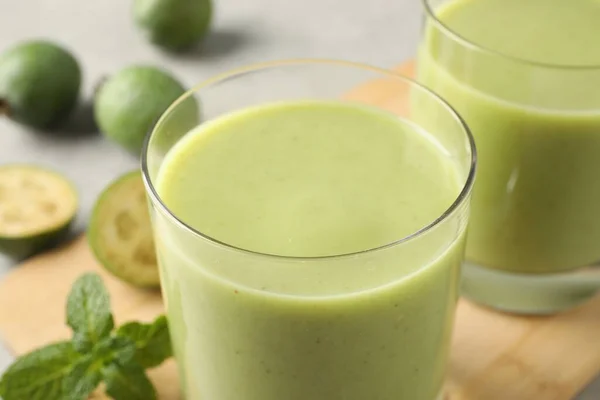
[154,100,466,399]
[418,0,600,273]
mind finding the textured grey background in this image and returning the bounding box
[0,0,597,398]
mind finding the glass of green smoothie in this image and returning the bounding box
[142,59,475,400]
[418,0,600,314]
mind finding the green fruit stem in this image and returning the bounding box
[0,98,10,116]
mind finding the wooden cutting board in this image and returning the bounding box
[1,62,600,400]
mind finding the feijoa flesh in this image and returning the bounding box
[88,170,160,288]
[0,164,78,260]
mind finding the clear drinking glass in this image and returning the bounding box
[418,0,600,314]
[142,60,475,400]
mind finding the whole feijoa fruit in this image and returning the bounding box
[133,0,213,52]
[0,40,81,129]
[94,65,196,155]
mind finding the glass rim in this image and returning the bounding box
[421,0,600,71]
[141,58,477,261]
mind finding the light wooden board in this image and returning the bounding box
[1,63,600,400]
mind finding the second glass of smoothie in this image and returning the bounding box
[142,60,475,400]
[418,0,600,314]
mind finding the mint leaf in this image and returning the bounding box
[1,271,170,400]
[102,363,157,400]
[116,315,172,368]
[0,341,79,400]
[62,355,102,400]
[94,335,136,366]
[66,273,114,352]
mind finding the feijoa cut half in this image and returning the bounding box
[88,170,160,288]
[0,164,78,260]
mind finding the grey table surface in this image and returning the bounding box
[0,0,598,398]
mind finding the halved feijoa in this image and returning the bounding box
[88,170,160,288]
[0,164,78,260]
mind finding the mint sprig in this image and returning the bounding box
[0,272,172,400]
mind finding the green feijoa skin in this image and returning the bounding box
[0,40,81,129]
[94,65,199,155]
[134,0,213,52]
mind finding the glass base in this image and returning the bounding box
[461,261,600,315]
